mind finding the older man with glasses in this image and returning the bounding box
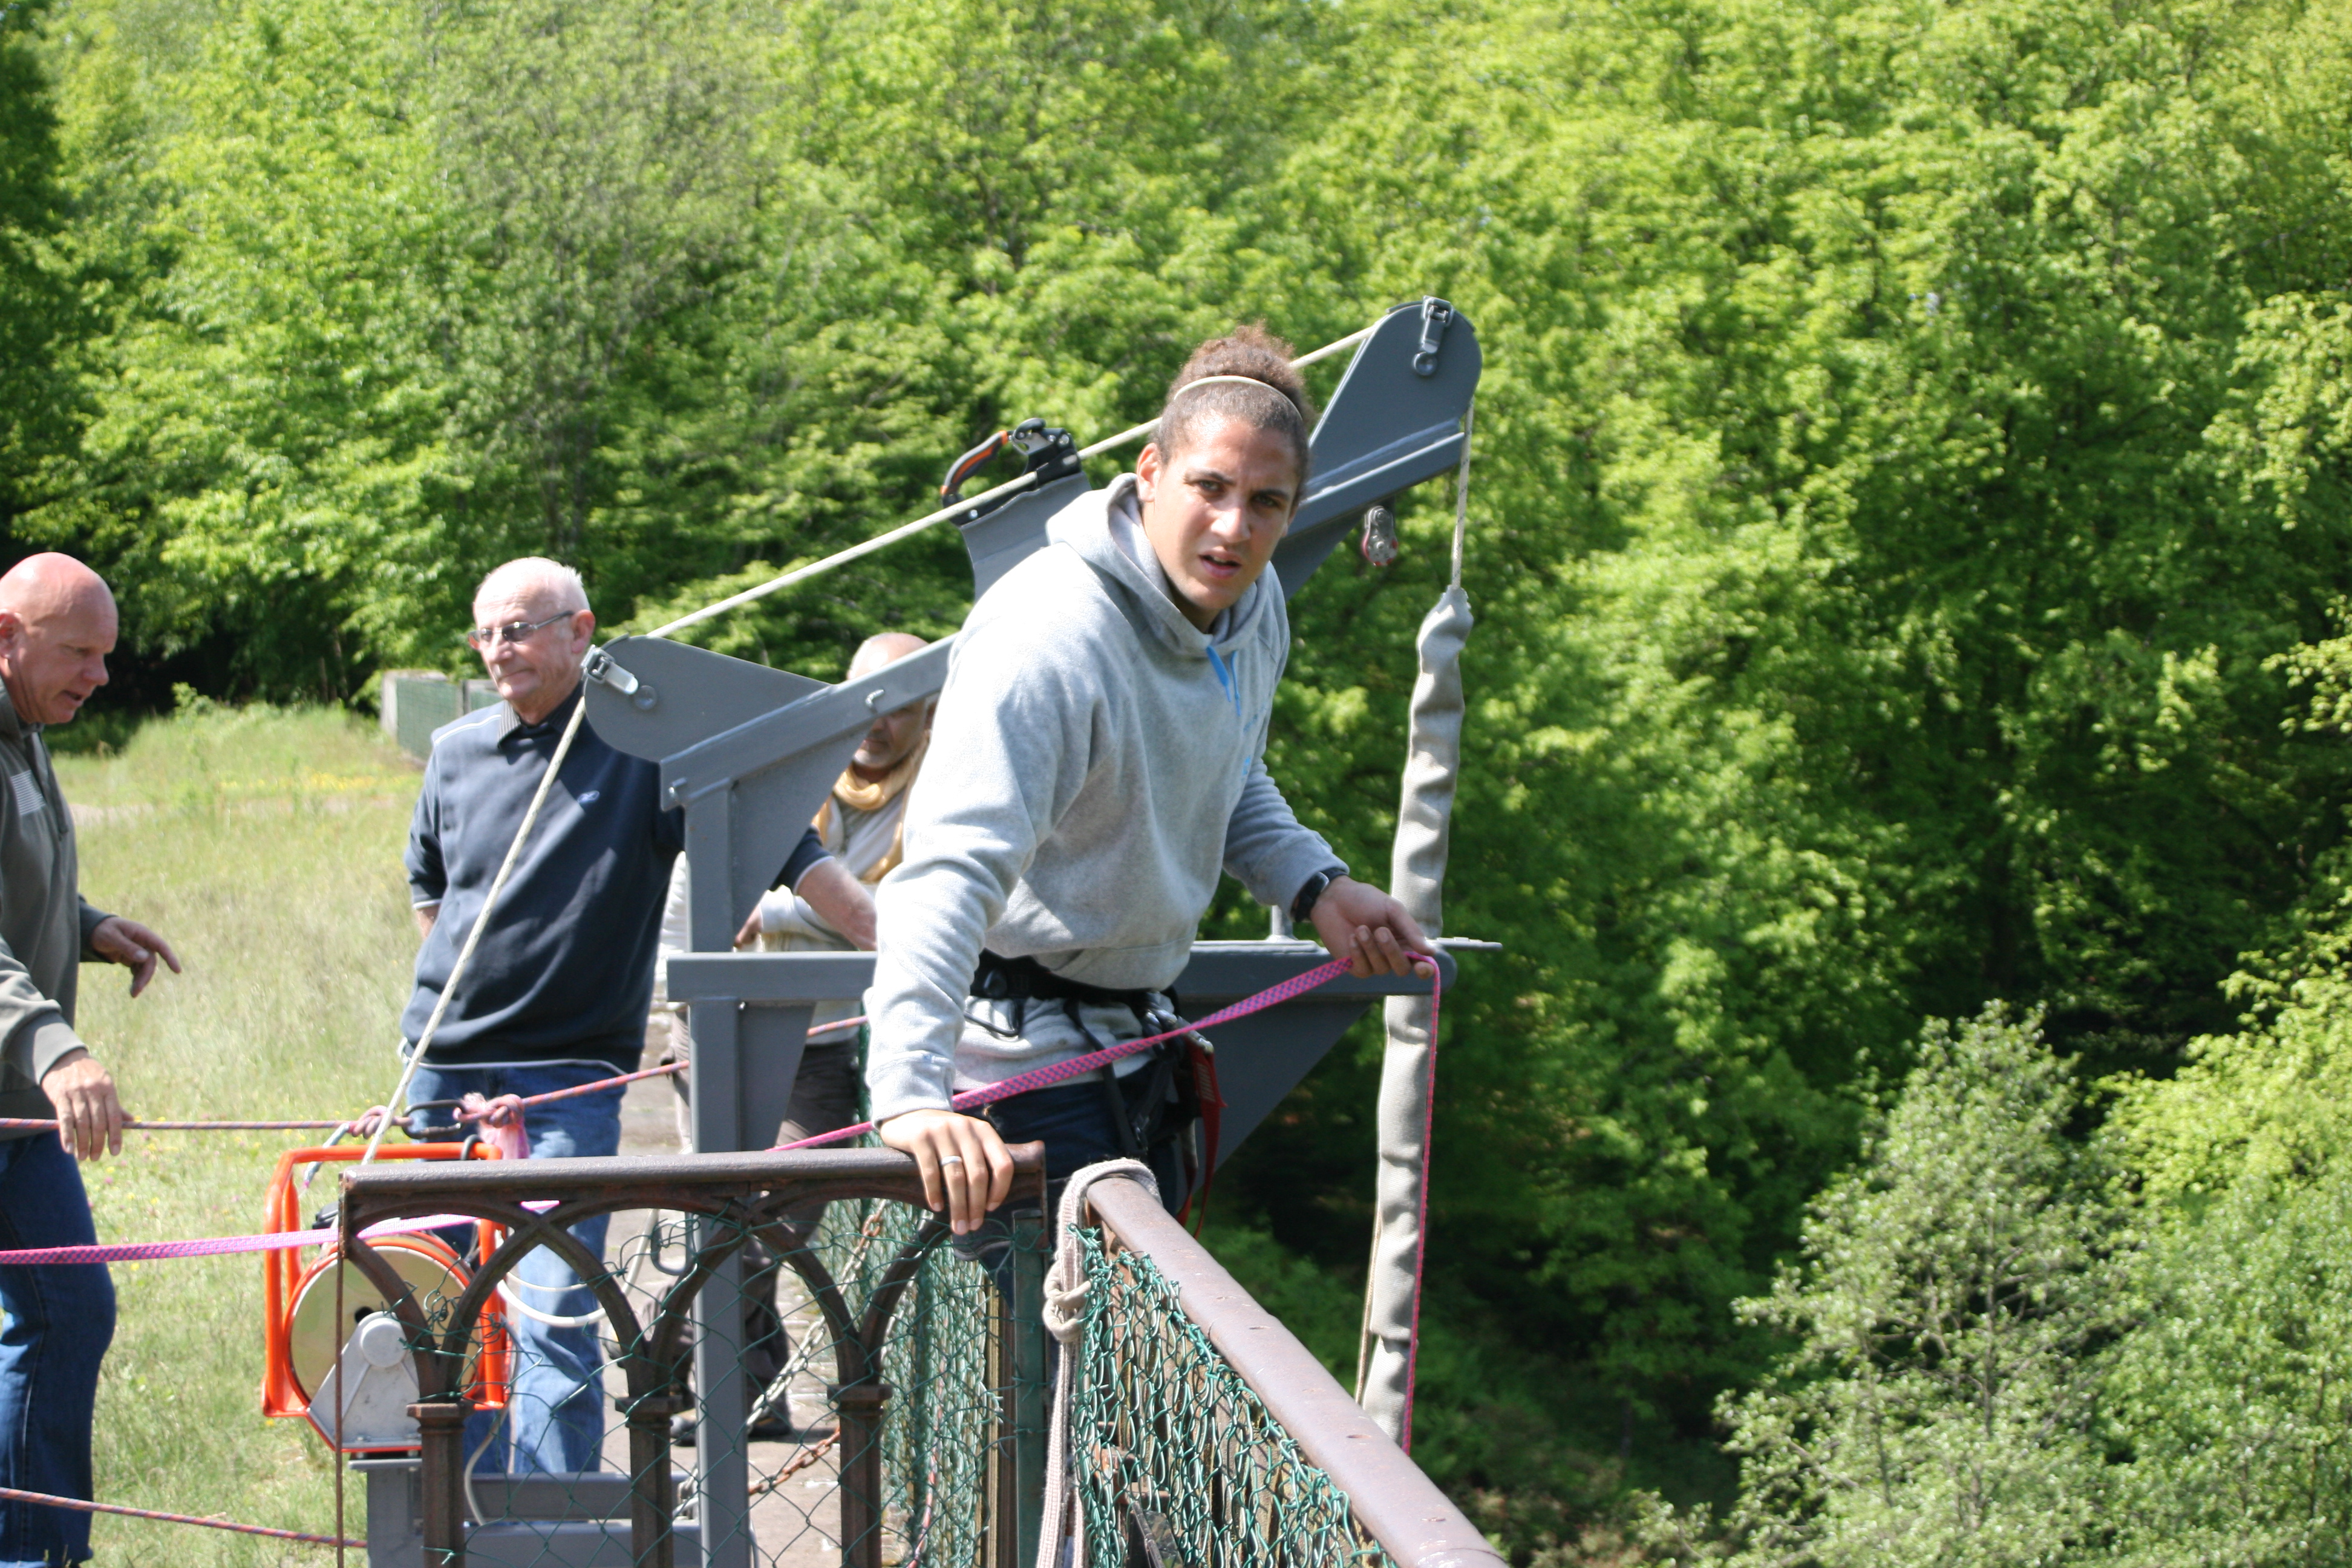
[399,557,869,1475]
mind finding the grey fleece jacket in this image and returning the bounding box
[866,474,1341,1122]
[0,687,114,1139]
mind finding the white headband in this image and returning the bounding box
[1177,374,1285,396]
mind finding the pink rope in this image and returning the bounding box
[0,1118,353,1132]
[0,1483,364,1548]
[782,953,1449,1449]
[0,1208,543,1269]
[452,1059,686,1122]
[773,956,1367,1151]
[0,1058,701,1138]
[0,1484,364,1549]
[0,1022,849,1138]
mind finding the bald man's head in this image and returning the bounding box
[0,555,117,726]
[848,632,929,681]
[474,557,589,617]
[848,632,933,780]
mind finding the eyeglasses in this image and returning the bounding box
[465,612,575,650]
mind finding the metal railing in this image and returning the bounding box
[339,1146,1048,1567]
[333,1147,1495,1567]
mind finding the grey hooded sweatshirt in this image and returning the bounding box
[866,474,1341,1123]
[0,686,114,1138]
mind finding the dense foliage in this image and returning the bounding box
[14,0,2352,1557]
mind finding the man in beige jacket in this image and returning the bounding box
[0,554,181,1566]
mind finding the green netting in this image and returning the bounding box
[1068,1227,1397,1567]
[825,1194,1001,1567]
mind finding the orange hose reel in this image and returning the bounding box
[261,1142,511,1449]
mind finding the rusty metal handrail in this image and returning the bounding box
[1084,1177,1504,1568]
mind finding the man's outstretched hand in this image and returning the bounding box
[41,1049,125,1161]
[878,1108,1015,1235]
[90,915,181,998]
[1308,877,1439,979]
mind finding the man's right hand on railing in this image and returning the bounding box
[878,1109,1014,1235]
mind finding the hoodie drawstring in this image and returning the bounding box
[1206,645,1250,786]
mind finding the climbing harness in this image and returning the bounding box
[775,955,1437,1151]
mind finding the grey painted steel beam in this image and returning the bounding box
[1275,298,1483,592]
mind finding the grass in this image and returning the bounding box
[50,704,422,1564]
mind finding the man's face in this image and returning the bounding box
[0,596,116,726]
[854,700,930,774]
[471,583,593,720]
[1134,417,1300,632]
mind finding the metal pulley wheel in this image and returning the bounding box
[285,1233,478,1402]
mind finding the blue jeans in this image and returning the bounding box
[0,1133,116,1567]
[407,1063,622,1475]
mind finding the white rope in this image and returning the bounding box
[1036,1160,1160,1568]
[359,695,591,1165]
[648,322,1378,641]
[645,469,1044,639]
[494,1276,608,1329]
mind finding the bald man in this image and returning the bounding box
[0,553,181,1568]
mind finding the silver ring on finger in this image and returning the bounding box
[938,1154,966,1169]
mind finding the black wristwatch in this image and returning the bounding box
[1290,866,1350,926]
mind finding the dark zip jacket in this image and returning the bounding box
[0,686,114,1138]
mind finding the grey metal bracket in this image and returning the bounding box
[1272,297,1483,592]
[927,296,1481,603]
[588,636,952,950]
[960,471,1093,598]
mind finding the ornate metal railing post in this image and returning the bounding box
[408,1399,469,1568]
[994,1210,1050,1568]
[832,1379,893,1568]
[620,1385,688,1568]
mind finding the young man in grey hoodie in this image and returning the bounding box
[867,328,1433,1235]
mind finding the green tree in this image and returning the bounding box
[1223,0,2352,1473]
[0,0,88,536]
[1711,1007,2120,1566]
[2103,1171,2352,1566]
